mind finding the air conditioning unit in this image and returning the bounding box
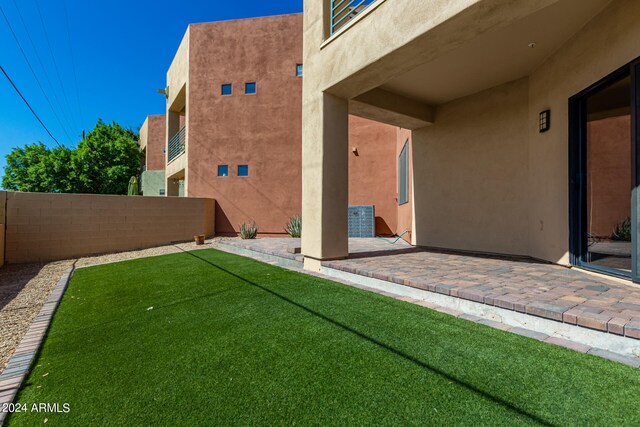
[348,205,375,238]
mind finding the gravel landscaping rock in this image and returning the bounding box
[0,260,74,372]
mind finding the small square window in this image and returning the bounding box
[238,165,249,177]
[296,64,303,77]
[245,82,256,95]
[218,165,229,176]
[159,189,165,196]
[221,84,232,96]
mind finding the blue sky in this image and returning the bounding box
[0,0,302,181]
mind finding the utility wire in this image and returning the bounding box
[0,64,63,148]
[63,0,84,128]
[0,4,74,144]
[10,0,76,141]
[34,0,80,134]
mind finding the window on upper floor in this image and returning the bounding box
[221,84,232,96]
[245,82,256,95]
[238,165,249,177]
[218,165,229,177]
[296,64,303,77]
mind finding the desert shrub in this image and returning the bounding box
[239,222,258,239]
[611,218,632,242]
[285,214,302,238]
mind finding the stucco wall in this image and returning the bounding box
[526,0,640,264]
[186,14,303,235]
[165,29,190,183]
[396,128,413,243]
[586,115,631,238]
[2,191,214,264]
[140,115,166,171]
[410,0,640,263]
[141,170,166,197]
[413,78,530,256]
[184,14,399,237]
[348,116,398,235]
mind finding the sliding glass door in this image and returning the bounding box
[570,58,640,281]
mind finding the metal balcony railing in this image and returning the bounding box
[168,126,185,162]
[330,0,378,35]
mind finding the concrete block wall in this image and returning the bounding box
[1,191,215,264]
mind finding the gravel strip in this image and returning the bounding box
[74,238,224,268]
[0,260,74,372]
[0,238,237,374]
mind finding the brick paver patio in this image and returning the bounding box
[220,238,640,341]
[324,247,640,340]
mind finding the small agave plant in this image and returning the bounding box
[239,222,258,239]
[285,214,302,238]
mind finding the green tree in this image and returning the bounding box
[2,119,141,194]
[2,143,73,192]
[71,120,141,194]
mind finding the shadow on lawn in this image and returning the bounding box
[178,248,555,426]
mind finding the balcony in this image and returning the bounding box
[168,126,185,163]
[330,0,379,35]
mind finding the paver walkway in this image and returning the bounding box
[220,238,640,341]
[324,248,640,340]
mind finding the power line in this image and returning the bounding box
[63,0,84,128]
[0,4,74,144]
[34,0,80,133]
[0,64,63,148]
[9,0,77,141]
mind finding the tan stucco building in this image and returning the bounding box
[302,0,640,282]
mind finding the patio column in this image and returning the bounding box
[302,92,349,271]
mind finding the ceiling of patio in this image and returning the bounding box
[378,0,613,106]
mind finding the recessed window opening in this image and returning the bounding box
[238,165,249,177]
[218,165,229,177]
[245,82,256,95]
[221,84,232,96]
[398,141,409,205]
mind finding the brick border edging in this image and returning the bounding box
[0,266,74,425]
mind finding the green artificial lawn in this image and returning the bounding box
[6,249,640,426]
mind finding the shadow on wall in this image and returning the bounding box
[375,216,393,236]
[215,201,235,236]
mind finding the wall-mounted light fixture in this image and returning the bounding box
[158,87,169,99]
[351,147,359,156]
[539,110,550,133]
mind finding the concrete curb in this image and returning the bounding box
[0,266,74,426]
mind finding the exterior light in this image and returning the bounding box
[539,110,550,133]
[158,87,169,98]
[528,42,536,49]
